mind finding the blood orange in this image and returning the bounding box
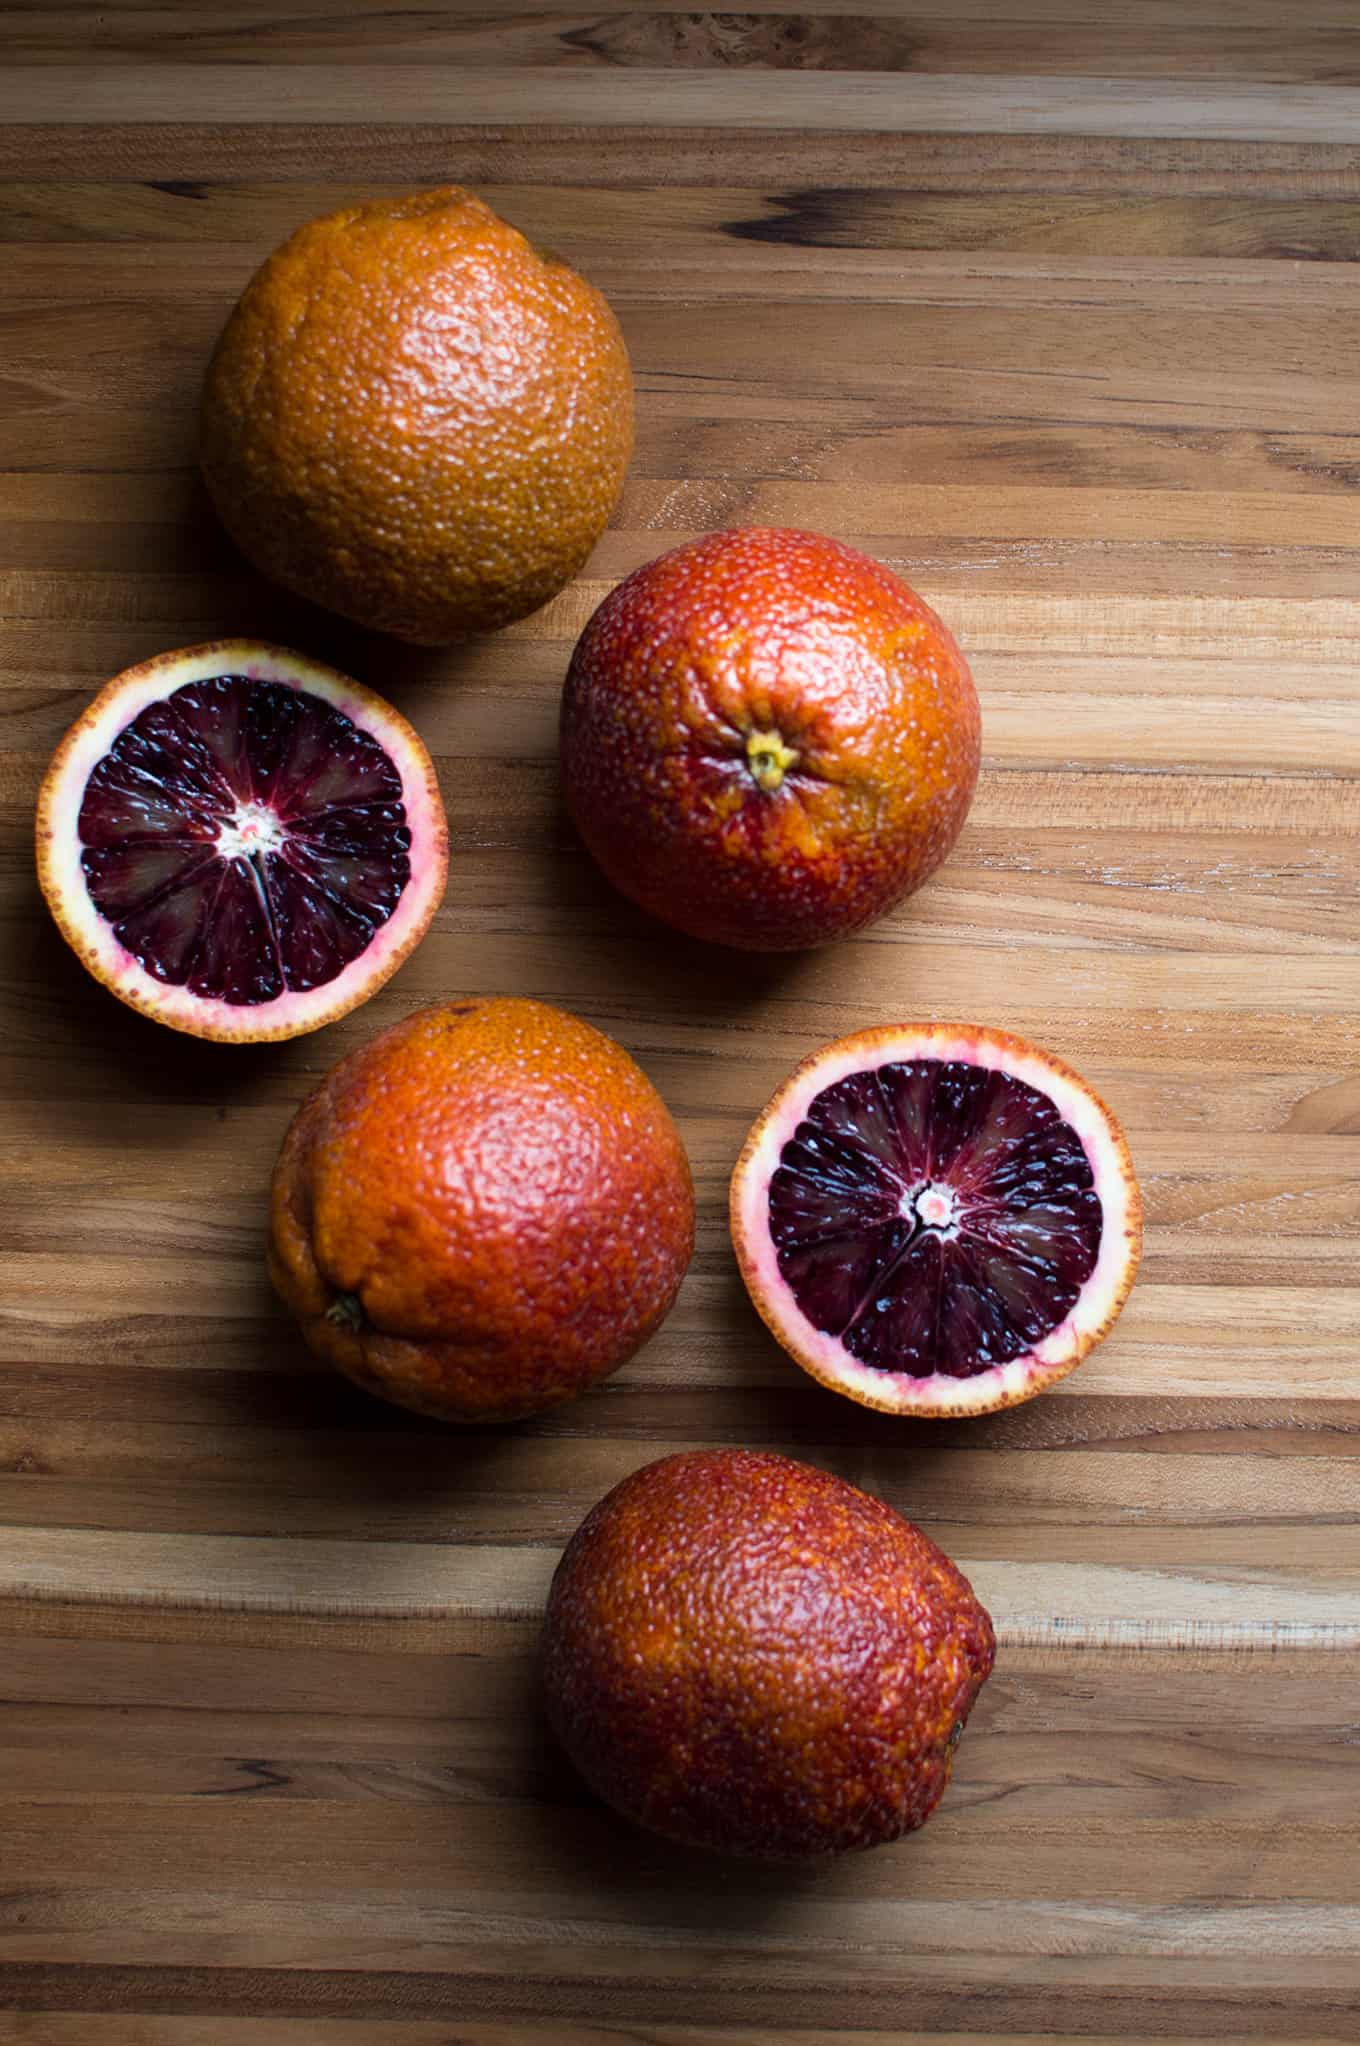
[731,1025,1141,1417]
[559,527,980,950]
[200,187,633,645]
[269,998,694,1422]
[35,640,447,1042]
[543,1448,994,1858]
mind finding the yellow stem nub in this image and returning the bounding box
[745,728,799,794]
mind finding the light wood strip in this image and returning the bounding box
[0,1966,1353,2040]
[3,1469,1358,1570]
[2,69,1360,140]
[0,1528,1355,1648]
[7,576,1360,666]
[0,1703,1349,1824]
[0,1438,1351,1527]
[7,1,1360,31]
[15,2020,1320,2046]
[4,1633,1351,1722]
[0,1791,1356,1908]
[9,239,1360,309]
[0,0,1355,81]
[4,1899,1360,1971]
[0,1959,1351,2037]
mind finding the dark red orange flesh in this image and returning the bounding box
[79,674,411,1006]
[770,1056,1104,1377]
[730,1024,1143,1419]
[35,640,447,1044]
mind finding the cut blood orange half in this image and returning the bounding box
[35,640,448,1042]
[731,1025,1141,1417]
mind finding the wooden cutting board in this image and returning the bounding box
[2,6,1358,2041]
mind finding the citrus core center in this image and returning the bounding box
[914,1184,959,1232]
[898,1182,960,1234]
[216,800,285,861]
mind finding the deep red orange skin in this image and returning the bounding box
[543,1448,995,1859]
[268,999,694,1423]
[559,528,981,950]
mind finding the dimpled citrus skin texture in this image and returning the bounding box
[268,999,694,1422]
[559,527,981,950]
[543,1448,995,1859]
[200,187,634,646]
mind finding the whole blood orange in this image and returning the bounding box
[559,527,980,949]
[35,640,447,1042]
[731,1024,1142,1418]
[543,1449,995,1858]
[200,187,633,644]
[268,999,694,1422]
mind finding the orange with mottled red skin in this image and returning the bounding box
[268,999,693,1423]
[201,186,633,645]
[543,1448,995,1859]
[559,527,980,950]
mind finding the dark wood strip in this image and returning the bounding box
[2,1363,1356,1450]
[0,1960,1353,2035]
[2,126,1360,193]
[5,178,1360,259]
[1,5,1357,86]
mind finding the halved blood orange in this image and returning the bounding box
[731,1025,1141,1417]
[35,640,447,1042]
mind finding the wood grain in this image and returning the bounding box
[1,2,1358,2040]
[6,68,1360,141]
[4,2,1359,85]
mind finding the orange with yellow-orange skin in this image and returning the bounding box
[543,1448,995,1858]
[201,187,633,645]
[559,527,980,950]
[268,999,693,1423]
